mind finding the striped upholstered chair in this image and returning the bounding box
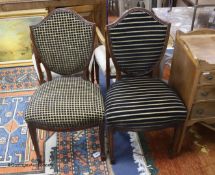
[105,8,187,163]
[25,9,105,164]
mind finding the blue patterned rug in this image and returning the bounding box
[0,85,109,174]
[0,96,30,166]
[0,95,48,174]
[0,66,38,92]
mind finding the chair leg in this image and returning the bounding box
[171,123,187,157]
[108,127,115,164]
[28,123,42,164]
[175,124,189,154]
[99,123,106,161]
[169,124,182,157]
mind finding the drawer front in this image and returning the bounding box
[199,71,215,84]
[195,86,215,101]
[190,102,215,119]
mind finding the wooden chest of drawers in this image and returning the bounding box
[169,29,215,152]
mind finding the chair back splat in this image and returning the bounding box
[106,8,170,77]
[31,8,95,78]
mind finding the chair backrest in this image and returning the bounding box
[106,8,170,76]
[30,8,95,76]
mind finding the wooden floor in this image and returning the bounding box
[144,125,215,175]
[145,57,215,175]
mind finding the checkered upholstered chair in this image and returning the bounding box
[105,8,187,163]
[25,8,106,163]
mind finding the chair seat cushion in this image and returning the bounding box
[105,77,187,128]
[25,77,104,128]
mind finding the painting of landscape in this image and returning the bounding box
[0,15,44,62]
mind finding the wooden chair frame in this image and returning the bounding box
[105,7,186,164]
[31,8,104,85]
[28,8,106,164]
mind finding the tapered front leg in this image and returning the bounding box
[99,123,106,161]
[28,123,41,164]
[108,127,115,164]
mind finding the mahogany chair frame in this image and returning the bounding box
[28,8,106,164]
[105,7,186,164]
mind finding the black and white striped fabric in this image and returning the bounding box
[105,77,187,128]
[31,9,94,75]
[25,77,104,128]
[108,10,168,75]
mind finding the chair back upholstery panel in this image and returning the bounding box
[107,8,170,76]
[31,8,95,75]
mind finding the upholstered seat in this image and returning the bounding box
[105,77,187,128]
[25,77,104,128]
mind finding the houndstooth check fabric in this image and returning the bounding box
[25,77,104,128]
[31,9,94,75]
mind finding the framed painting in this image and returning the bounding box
[0,9,47,67]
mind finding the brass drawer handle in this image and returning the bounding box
[196,109,204,115]
[201,91,208,97]
[206,74,214,80]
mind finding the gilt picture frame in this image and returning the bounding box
[0,9,47,68]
